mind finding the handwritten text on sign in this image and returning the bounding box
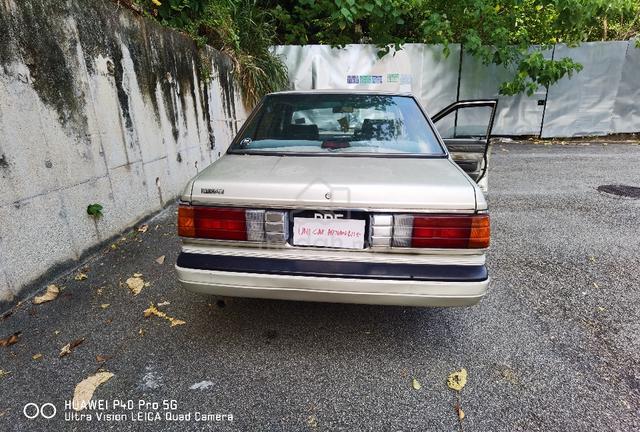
[293,218,365,249]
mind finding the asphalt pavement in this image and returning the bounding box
[1,141,639,431]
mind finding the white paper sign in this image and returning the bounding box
[293,218,366,249]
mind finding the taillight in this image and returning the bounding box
[178,205,288,243]
[178,206,247,240]
[392,214,489,249]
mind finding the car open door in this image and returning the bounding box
[432,100,497,191]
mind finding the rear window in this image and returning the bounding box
[229,94,444,156]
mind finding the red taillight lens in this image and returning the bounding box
[178,205,247,240]
[393,214,490,249]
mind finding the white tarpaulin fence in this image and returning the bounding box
[274,41,640,138]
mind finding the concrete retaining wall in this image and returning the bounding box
[0,0,247,302]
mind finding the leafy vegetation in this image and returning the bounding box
[268,0,640,95]
[137,0,640,102]
[87,203,104,219]
[136,0,289,108]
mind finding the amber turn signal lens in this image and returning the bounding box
[468,214,490,248]
[177,205,195,237]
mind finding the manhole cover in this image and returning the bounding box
[597,184,640,199]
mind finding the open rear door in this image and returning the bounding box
[432,100,497,191]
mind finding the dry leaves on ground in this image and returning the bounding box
[33,284,59,304]
[100,303,110,309]
[412,378,422,390]
[138,224,149,233]
[0,332,21,347]
[60,338,85,357]
[32,353,43,360]
[454,402,465,420]
[307,415,318,428]
[96,355,111,363]
[72,372,114,411]
[74,272,88,281]
[126,274,146,295]
[143,304,185,327]
[155,255,166,265]
[447,368,468,391]
[0,370,9,379]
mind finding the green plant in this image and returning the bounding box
[87,203,104,219]
[137,0,639,98]
[136,0,288,108]
[268,0,639,96]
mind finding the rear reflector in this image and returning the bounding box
[392,214,490,249]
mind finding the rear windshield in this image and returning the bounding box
[229,94,445,156]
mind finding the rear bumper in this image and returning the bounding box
[176,253,489,307]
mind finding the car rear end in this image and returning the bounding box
[175,91,490,307]
[175,205,489,307]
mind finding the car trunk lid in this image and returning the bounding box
[186,154,477,212]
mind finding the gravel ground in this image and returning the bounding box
[0,142,639,431]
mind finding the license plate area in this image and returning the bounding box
[289,210,369,249]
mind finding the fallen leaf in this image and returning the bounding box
[189,380,214,390]
[72,372,114,411]
[597,306,606,312]
[138,224,149,233]
[33,284,59,304]
[54,330,61,335]
[32,353,43,360]
[74,272,88,281]
[499,366,518,384]
[307,415,318,428]
[139,328,145,336]
[155,255,166,265]
[96,355,111,363]
[157,301,170,307]
[454,402,465,420]
[593,282,599,288]
[60,338,85,357]
[143,305,186,327]
[126,277,145,295]
[447,368,468,391]
[0,370,9,379]
[0,332,21,347]
[100,304,110,309]
[110,244,118,250]
[412,378,422,390]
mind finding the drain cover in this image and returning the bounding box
[597,184,640,198]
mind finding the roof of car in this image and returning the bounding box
[267,89,415,96]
